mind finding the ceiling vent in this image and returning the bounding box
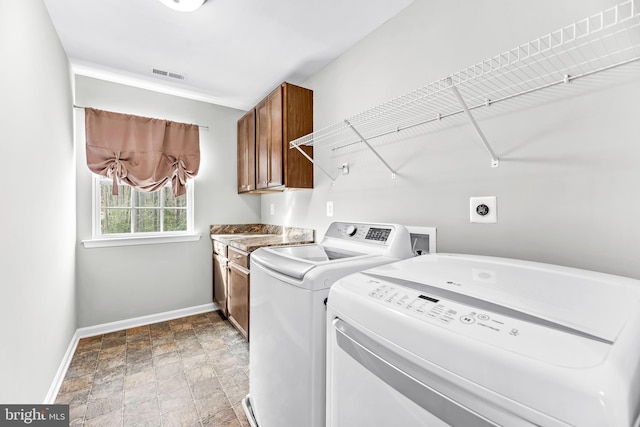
[151,67,186,80]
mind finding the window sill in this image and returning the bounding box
[82,233,201,249]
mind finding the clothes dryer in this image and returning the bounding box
[327,253,640,427]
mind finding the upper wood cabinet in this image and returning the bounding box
[238,82,313,193]
[256,89,283,189]
[237,109,256,193]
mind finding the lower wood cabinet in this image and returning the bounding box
[212,252,228,317]
[212,240,229,317]
[228,262,250,340]
[212,240,250,340]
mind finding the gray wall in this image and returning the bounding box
[262,0,640,280]
[75,76,261,327]
[0,0,76,402]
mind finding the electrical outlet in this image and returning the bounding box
[270,203,275,215]
[470,196,497,223]
[326,201,334,217]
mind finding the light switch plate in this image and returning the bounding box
[270,203,275,215]
[470,196,497,223]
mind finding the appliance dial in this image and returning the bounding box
[345,225,357,236]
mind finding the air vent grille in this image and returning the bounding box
[151,68,186,80]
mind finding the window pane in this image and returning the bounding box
[95,176,191,237]
[163,208,187,232]
[135,190,160,208]
[164,186,187,208]
[101,209,131,234]
[101,183,131,207]
[133,208,161,233]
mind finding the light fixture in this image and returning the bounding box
[157,0,207,12]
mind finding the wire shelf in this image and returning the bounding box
[290,1,640,173]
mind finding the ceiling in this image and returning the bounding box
[43,0,413,111]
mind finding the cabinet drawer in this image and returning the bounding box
[228,247,249,269]
[213,240,227,257]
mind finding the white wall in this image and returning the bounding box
[0,0,76,402]
[75,76,261,327]
[262,0,640,280]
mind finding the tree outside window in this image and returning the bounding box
[96,176,192,236]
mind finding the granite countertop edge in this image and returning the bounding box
[210,224,315,253]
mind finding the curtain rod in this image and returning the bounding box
[73,105,209,130]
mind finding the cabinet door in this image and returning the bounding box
[237,109,256,193]
[228,263,250,340]
[213,253,228,317]
[256,98,269,189]
[256,87,283,189]
[267,88,283,188]
[283,83,313,189]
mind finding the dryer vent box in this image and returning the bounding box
[407,226,437,255]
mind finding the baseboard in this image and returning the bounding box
[44,302,218,404]
[75,303,217,339]
[43,329,80,404]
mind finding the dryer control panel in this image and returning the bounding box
[357,277,611,368]
[370,283,513,335]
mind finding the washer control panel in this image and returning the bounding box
[325,222,395,245]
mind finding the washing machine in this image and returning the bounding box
[242,221,436,427]
[327,253,640,427]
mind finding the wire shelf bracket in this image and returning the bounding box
[291,144,337,185]
[345,119,397,178]
[450,85,500,168]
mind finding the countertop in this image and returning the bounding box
[210,224,315,253]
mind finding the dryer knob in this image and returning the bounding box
[346,225,357,236]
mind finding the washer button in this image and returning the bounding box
[439,316,454,324]
[460,315,476,324]
[478,314,490,321]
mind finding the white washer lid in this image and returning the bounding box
[251,244,373,280]
[367,253,640,343]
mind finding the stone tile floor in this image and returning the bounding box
[55,311,250,426]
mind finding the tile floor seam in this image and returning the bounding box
[125,327,159,427]
[201,343,233,424]
[175,322,203,425]
[81,334,101,426]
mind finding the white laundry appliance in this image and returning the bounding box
[242,221,436,427]
[326,253,640,427]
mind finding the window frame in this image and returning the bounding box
[82,175,199,248]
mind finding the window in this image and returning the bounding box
[91,175,195,242]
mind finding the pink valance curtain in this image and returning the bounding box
[85,108,200,197]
